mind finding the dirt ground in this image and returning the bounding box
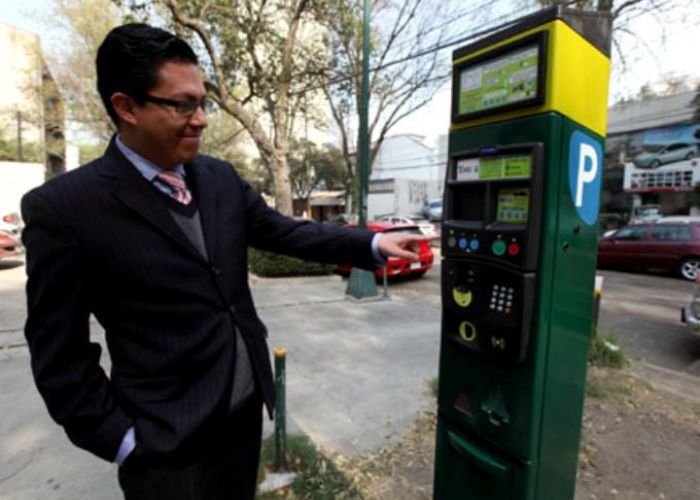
[338,365,700,500]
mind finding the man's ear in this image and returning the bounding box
[111,93,138,127]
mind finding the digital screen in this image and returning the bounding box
[458,44,539,116]
[496,188,529,224]
[455,154,532,182]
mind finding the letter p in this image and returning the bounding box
[576,143,598,208]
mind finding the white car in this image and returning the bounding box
[376,215,437,237]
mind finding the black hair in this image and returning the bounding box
[96,23,198,126]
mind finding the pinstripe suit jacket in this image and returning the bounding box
[21,139,375,462]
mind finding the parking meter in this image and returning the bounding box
[433,7,611,499]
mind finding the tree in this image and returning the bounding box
[118,0,333,215]
[287,139,347,212]
[534,1,690,76]
[42,0,120,147]
[317,0,469,212]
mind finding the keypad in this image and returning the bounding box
[489,284,514,314]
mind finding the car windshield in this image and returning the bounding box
[429,201,442,208]
[384,227,422,235]
[642,145,664,153]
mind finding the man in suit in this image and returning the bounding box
[22,23,428,500]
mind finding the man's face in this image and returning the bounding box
[130,61,208,168]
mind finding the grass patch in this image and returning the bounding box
[427,377,439,399]
[589,333,627,368]
[257,434,361,499]
[585,374,634,402]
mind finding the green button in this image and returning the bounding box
[492,240,506,256]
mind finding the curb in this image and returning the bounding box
[629,360,700,403]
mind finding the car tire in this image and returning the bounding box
[686,152,695,160]
[678,257,700,281]
[650,159,661,168]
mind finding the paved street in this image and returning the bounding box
[597,269,700,376]
[1,256,699,499]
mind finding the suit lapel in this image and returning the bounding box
[101,139,208,263]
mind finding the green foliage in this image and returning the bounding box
[248,248,335,278]
[588,333,627,368]
[288,139,349,200]
[0,137,44,163]
[257,434,360,499]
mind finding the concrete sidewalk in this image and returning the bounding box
[0,269,440,500]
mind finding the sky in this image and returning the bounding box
[1,0,699,148]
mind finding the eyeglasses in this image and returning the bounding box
[138,94,214,116]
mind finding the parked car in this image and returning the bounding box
[597,223,700,280]
[0,197,21,236]
[656,215,700,225]
[0,230,20,260]
[422,197,443,222]
[628,204,662,225]
[376,215,437,237]
[336,221,434,279]
[632,143,697,169]
[681,273,700,341]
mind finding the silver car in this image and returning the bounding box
[681,273,700,340]
[376,215,437,237]
[633,143,697,169]
[422,198,443,222]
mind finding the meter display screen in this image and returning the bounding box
[496,188,529,224]
[458,44,539,115]
[455,154,532,182]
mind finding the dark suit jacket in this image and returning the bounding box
[22,139,375,462]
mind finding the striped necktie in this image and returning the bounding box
[156,170,192,205]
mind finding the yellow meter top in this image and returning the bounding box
[451,8,612,137]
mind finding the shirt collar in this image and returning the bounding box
[115,134,186,182]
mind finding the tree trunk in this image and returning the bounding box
[270,152,294,215]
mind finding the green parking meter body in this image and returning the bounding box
[433,7,611,500]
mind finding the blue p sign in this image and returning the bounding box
[568,130,602,225]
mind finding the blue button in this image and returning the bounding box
[470,239,480,251]
[458,238,468,250]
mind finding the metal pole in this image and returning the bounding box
[16,111,23,162]
[358,0,370,228]
[274,347,287,471]
[345,0,379,300]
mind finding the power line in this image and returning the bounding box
[291,4,553,97]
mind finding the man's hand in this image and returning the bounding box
[377,232,437,262]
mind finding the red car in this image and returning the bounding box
[597,223,700,280]
[337,221,434,279]
[0,230,20,261]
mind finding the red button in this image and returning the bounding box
[508,243,520,256]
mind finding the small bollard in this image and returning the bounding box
[591,275,604,336]
[382,265,389,299]
[273,347,287,471]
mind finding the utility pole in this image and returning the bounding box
[16,111,23,162]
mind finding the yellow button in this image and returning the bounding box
[459,321,477,342]
[452,287,473,308]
